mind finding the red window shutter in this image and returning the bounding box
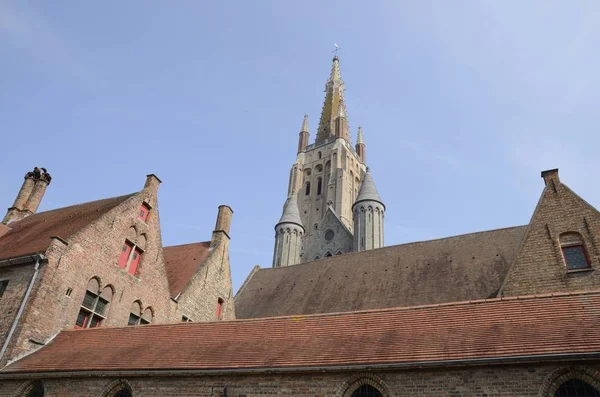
[118,242,133,268]
[128,248,142,276]
[138,203,150,222]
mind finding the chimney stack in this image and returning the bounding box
[212,205,233,245]
[3,167,52,225]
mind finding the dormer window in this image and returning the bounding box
[138,203,151,222]
[560,232,591,270]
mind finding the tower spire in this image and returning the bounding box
[316,55,349,144]
[355,126,366,163]
[297,114,310,153]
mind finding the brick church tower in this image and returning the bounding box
[272,55,385,266]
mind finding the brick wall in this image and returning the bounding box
[502,171,600,296]
[1,362,599,396]
[0,264,36,358]
[175,230,236,322]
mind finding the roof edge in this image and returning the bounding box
[2,351,599,378]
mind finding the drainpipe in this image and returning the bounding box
[0,254,44,362]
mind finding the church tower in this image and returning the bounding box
[273,55,385,266]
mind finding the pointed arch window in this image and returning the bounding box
[128,301,152,325]
[216,298,224,320]
[317,177,323,195]
[76,279,112,329]
[560,232,591,270]
[305,182,311,196]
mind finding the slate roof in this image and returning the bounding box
[0,194,135,261]
[163,241,212,298]
[235,225,528,319]
[3,291,599,375]
[354,169,383,206]
[276,196,303,227]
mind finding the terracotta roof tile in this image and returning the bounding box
[3,291,599,374]
[163,241,212,298]
[0,194,135,261]
[236,226,528,318]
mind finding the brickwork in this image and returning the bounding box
[0,175,235,365]
[1,363,599,396]
[0,264,36,358]
[502,170,600,296]
[175,229,236,322]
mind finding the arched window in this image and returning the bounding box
[216,298,224,320]
[141,307,154,325]
[336,251,343,255]
[19,380,44,397]
[128,301,143,325]
[325,251,332,257]
[102,380,133,397]
[555,379,600,396]
[560,232,591,270]
[318,151,322,159]
[351,385,383,397]
[76,279,112,329]
[317,177,323,195]
[305,182,311,196]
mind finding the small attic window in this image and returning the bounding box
[138,203,151,222]
[216,298,224,320]
[560,232,591,270]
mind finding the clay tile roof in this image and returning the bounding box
[163,241,212,298]
[0,194,135,261]
[3,291,600,374]
[235,225,528,318]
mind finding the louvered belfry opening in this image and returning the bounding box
[555,379,600,397]
[351,385,383,397]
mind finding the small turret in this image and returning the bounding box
[272,196,305,267]
[352,168,385,252]
[355,126,366,163]
[334,101,349,141]
[297,114,310,153]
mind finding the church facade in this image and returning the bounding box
[1,55,600,397]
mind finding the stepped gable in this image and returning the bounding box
[0,194,135,261]
[236,225,528,318]
[163,241,212,298]
[2,291,599,374]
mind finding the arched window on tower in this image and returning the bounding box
[305,182,311,196]
[555,379,600,396]
[351,384,383,397]
[317,177,322,195]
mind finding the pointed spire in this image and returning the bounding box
[316,55,349,144]
[329,55,342,83]
[356,126,364,144]
[354,168,384,208]
[301,114,309,132]
[276,195,304,228]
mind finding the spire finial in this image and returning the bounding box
[357,126,364,144]
[301,114,309,132]
[329,52,341,83]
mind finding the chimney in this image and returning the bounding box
[212,205,233,244]
[3,167,51,224]
[144,174,162,192]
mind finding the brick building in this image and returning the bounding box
[1,56,600,396]
[0,170,235,369]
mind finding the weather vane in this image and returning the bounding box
[333,43,340,56]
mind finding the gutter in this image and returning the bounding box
[0,254,45,362]
[1,351,599,379]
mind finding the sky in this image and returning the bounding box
[1,1,600,292]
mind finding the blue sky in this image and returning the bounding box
[1,1,599,292]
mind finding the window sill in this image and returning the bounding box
[567,267,594,274]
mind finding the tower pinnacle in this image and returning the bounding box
[316,56,349,144]
[301,114,309,132]
[357,126,364,144]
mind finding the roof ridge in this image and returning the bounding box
[61,288,600,333]
[260,224,529,271]
[14,193,137,219]
[163,240,211,249]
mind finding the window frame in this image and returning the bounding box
[0,280,8,300]
[76,281,112,329]
[118,239,144,276]
[559,232,592,272]
[138,202,151,222]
